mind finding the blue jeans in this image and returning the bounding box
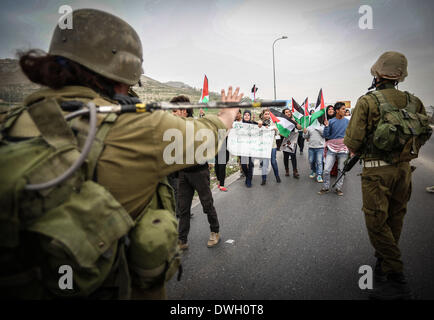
[262,148,279,177]
[308,148,324,176]
[323,149,348,190]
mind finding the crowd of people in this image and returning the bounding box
[202,102,352,194]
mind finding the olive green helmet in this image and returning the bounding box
[370,51,408,82]
[49,9,143,85]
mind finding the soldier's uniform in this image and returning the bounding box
[0,9,227,299]
[344,52,430,300]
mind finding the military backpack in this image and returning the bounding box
[368,90,432,163]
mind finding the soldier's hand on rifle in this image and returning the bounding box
[218,86,244,129]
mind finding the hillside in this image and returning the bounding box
[0,58,221,105]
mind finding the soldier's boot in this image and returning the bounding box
[369,273,412,300]
[285,168,289,177]
[374,258,387,284]
[207,232,220,248]
[261,175,267,185]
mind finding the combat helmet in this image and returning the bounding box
[371,51,408,82]
[49,9,143,85]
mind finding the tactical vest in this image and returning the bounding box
[364,90,432,164]
[0,97,180,299]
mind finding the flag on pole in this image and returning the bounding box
[310,88,326,126]
[269,108,296,138]
[251,84,258,101]
[199,75,209,104]
[291,98,304,123]
[300,97,309,129]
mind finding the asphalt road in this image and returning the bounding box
[167,135,434,300]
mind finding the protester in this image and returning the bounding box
[235,110,242,122]
[258,108,281,185]
[215,136,230,191]
[173,95,222,251]
[318,102,350,196]
[241,110,257,187]
[303,122,325,183]
[199,108,206,118]
[297,126,305,155]
[325,105,338,177]
[280,108,302,178]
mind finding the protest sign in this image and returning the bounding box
[227,122,275,158]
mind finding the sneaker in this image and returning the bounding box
[178,240,189,251]
[426,186,434,193]
[336,189,344,196]
[219,186,228,192]
[207,232,220,248]
[316,175,323,183]
[317,188,329,195]
[309,171,316,179]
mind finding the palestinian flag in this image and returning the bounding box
[310,88,326,126]
[251,84,258,101]
[300,97,310,129]
[291,98,304,123]
[199,75,209,104]
[269,108,296,138]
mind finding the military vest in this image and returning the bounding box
[0,95,180,299]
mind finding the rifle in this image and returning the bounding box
[332,154,360,188]
[60,100,287,113]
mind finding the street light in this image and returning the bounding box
[272,36,288,100]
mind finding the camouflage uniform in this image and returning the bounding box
[344,52,429,299]
[0,9,227,300]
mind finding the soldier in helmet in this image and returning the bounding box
[344,51,431,300]
[0,9,242,299]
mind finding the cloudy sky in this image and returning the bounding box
[1,0,433,106]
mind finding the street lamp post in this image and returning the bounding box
[272,36,288,100]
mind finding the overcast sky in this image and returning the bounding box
[1,0,433,106]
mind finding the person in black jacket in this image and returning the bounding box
[241,110,257,187]
[170,95,221,250]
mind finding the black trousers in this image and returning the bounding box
[283,151,297,171]
[297,134,305,153]
[215,150,229,186]
[177,167,219,242]
[241,157,254,183]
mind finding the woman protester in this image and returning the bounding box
[241,110,257,187]
[257,109,281,185]
[280,108,302,178]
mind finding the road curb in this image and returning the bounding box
[191,171,241,210]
